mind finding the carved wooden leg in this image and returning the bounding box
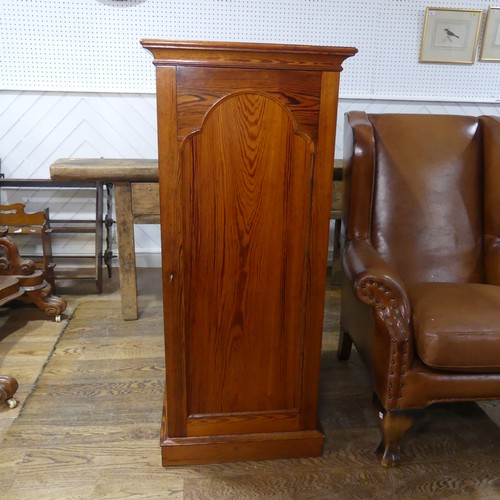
[24,282,67,320]
[0,375,19,408]
[337,325,353,360]
[373,395,420,467]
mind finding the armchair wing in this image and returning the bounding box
[481,116,500,285]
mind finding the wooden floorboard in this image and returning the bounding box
[0,269,499,499]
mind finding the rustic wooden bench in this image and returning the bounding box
[50,158,343,320]
[50,159,158,320]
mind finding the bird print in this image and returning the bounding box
[444,28,459,43]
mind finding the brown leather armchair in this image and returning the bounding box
[339,112,500,466]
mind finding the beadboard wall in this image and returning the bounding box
[2,0,500,269]
[1,91,499,267]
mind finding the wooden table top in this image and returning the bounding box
[50,158,343,183]
[50,158,159,182]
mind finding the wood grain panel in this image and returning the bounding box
[300,71,341,429]
[177,67,321,141]
[131,183,160,215]
[155,66,188,438]
[181,92,314,421]
[161,429,324,466]
[187,410,300,437]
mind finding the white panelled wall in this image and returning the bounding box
[2,0,500,269]
[1,90,499,267]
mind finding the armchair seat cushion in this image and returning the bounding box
[408,282,500,373]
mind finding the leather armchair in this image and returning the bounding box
[339,112,500,466]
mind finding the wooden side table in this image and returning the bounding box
[50,158,158,319]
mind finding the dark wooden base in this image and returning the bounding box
[161,429,324,466]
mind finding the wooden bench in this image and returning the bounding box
[50,158,343,320]
[50,159,159,320]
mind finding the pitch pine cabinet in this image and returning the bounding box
[142,40,356,465]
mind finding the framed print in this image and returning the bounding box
[420,7,483,64]
[480,6,500,61]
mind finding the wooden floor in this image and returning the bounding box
[0,269,499,499]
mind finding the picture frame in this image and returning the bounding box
[420,7,483,64]
[480,6,500,61]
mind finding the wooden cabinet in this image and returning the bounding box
[142,40,356,465]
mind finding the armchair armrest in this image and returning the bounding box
[344,239,411,323]
[343,239,415,410]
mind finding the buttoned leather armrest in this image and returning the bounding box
[343,239,411,323]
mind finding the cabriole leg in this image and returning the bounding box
[373,395,420,467]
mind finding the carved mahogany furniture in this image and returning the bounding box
[0,275,24,408]
[142,40,356,465]
[339,112,500,466]
[0,229,66,320]
[0,373,19,409]
[0,203,56,290]
[0,228,67,408]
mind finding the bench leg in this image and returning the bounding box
[114,183,139,320]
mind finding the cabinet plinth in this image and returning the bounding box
[142,40,356,465]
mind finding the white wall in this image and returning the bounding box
[1,0,499,265]
[2,0,499,101]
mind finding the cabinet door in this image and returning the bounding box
[181,91,314,436]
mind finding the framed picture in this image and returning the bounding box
[480,6,500,61]
[420,7,483,64]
